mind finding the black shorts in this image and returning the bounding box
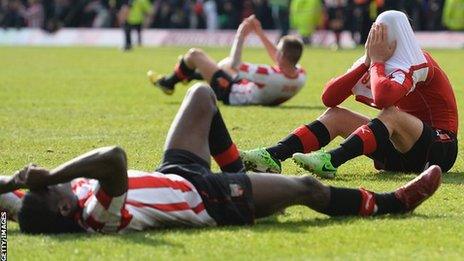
[156,149,255,226]
[370,123,458,173]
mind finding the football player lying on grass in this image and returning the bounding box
[148,15,306,106]
[1,84,441,234]
[241,11,458,178]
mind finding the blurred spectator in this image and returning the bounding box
[270,0,290,37]
[443,0,464,30]
[425,0,445,30]
[352,0,372,44]
[0,0,461,33]
[218,0,239,29]
[203,0,217,31]
[84,0,111,27]
[189,0,205,29]
[253,0,273,29]
[1,0,25,28]
[290,0,321,45]
[324,0,349,49]
[22,0,44,27]
[241,0,253,21]
[119,0,153,50]
[403,0,425,30]
[152,0,171,28]
[170,0,190,28]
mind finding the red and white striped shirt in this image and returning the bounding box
[0,184,24,222]
[229,62,307,106]
[73,170,216,233]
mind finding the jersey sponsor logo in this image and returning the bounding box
[435,130,452,142]
[229,184,244,197]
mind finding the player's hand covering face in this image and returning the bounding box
[14,164,51,190]
[367,23,397,63]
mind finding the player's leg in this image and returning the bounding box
[163,83,243,172]
[154,48,218,87]
[293,107,430,178]
[170,53,236,83]
[249,165,441,218]
[217,57,239,77]
[152,48,235,102]
[326,107,424,169]
[163,84,217,164]
[241,107,369,173]
[136,24,142,46]
[123,23,132,50]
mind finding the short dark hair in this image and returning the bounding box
[17,191,84,234]
[280,35,304,66]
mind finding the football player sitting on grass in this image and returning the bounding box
[1,83,441,234]
[241,11,458,178]
[148,15,307,106]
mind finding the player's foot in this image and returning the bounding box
[292,150,337,179]
[395,165,442,213]
[240,148,281,173]
[147,70,175,95]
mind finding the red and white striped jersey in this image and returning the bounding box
[73,170,216,233]
[229,62,306,106]
[0,184,24,222]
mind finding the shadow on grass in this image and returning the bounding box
[8,211,445,248]
[165,101,182,106]
[441,171,464,184]
[344,170,464,185]
[164,101,325,111]
[269,105,326,111]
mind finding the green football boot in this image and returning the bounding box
[292,151,337,179]
[240,148,282,173]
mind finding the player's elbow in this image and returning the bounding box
[372,80,396,108]
[321,91,337,108]
[374,97,393,109]
[105,146,128,172]
[373,94,394,109]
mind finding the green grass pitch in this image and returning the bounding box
[0,46,463,260]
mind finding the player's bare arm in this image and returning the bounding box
[0,170,27,194]
[15,146,128,196]
[251,16,278,63]
[228,17,252,69]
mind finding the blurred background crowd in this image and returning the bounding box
[1,0,463,43]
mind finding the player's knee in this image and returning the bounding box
[218,57,232,69]
[186,48,204,59]
[377,106,400,124]
[186,83,217,111]
[319,106,347,122]
[321,106,342,117]
[298,176,326,195]
[298,176,329,202]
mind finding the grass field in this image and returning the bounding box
[1,46,463,260]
